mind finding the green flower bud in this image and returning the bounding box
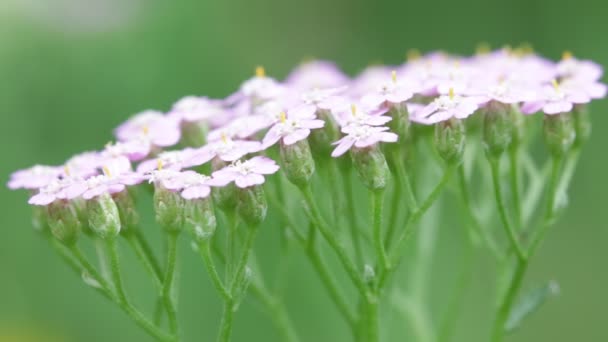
[434,118,465,165]
[87,193,121,239]
[184,198,216,243]
[280,139,315,187]
[483,101,513,157]
[573,105,591,148]
[510,104,526,148]
[47,200,82,246]
[212,158,238,211]
[154,186,184,232]
[113,190,139,236]
[237,185,268,226]
[309,109,340,161]
[181,121,208,147]
[350,145,390,190]
[387,102,410,139]
[543,112,575,157]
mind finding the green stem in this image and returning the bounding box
[366,295,379,342]
[488,157,527,261]
[106,238,174,342]
[249,283,300,342]
[162,233,180,338]
[134,228,163,280]
[343,167,365,267]
[200,241,231,301]
[306,227,357,328]
[395,155,418,211]
[457,165,502,260]
[371,190,390,275]
[218,300,235,342]
[127,234,163,288]
[68,245,113,294]
[385,169,403,248]
[508,147,523,231]
[491,259,528,342]
[299,185,368,296]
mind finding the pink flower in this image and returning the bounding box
[103,139,152,162]
[285,60,349,90]
[73,157,143,200]
[194,137,263,163]
[521,81,591,115]
[150,170,229,200]
[556,53,603,81]
[114,110,181,147]
[300,86,349,112]
[28,178,85,205]
[212,156,280,188]
[334,104,392,128]
[239,67,286,101]
[168,96,230,128]
[8,165,63,190]
[361,71,415,108]
[136,148,201,173]
[262,111,325,148]
[331,125,398,157]
[412,89,481,125]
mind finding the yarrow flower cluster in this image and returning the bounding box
[7,47,605,342]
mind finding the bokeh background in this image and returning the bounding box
[1,0,606,341]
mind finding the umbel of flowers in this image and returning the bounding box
[8,47,605,342]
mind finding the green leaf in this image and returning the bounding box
[505,280,560,333]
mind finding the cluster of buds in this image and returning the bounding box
[8,48,605,241]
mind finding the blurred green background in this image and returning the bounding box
[1,0,606,341]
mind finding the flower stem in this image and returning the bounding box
[342,167,365,267]
[508,147,523,231]
[371,189,390,275]
[200,241,231,301]
[488,157,527,261]
[299,185,368,296]
[106,238,174,342]
[249,283,300,342]
[491,259,528,342]
[162,232,180,339]
[126,233,163,288]
[365,295,379,342]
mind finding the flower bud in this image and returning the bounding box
[434,118,465,165]
[237,185,268,226]
[154,186,184,233]
[280,139,315,187]
[309,109,340,161]
[350,145,390,190]
[387,102,410,139]
[483,101,513,157]
[47,200,81,246]
[113,190,139,236]
[181,121,208,147]
[212,158,238,211]
[184,198,216,243]
[510,104,526,148]
[573,105,591,148]
[543,112,575,157]
[87,193,121,239]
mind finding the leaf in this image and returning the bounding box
[505,280,560,333]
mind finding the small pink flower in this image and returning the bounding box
[334,104,392,128]
[115,110,181,147]
[8,165,63,190]
[412,90,481,125]
[136,148,200,173]
[28,177,84,205]
[168,96,230,128]
[285,60,349,90]
[331,125,398,157]
[239,67,286,101]
[556,54,603,81]
[194,137,263,163]
[212,156,280,188]
[361,71,415,108]
[151,170,229,200]
[521,81,591,115]
[262,111,325,148]
[300,86,349,112]
[103,139,152,162]
[75,157,143,200]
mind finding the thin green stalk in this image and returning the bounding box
[508,147,523,231]
[218,300,235,342]
[306,228,357,328]
[371,190,390,275]
[106,238,174,342]
[134,228,163,280]
[200,241,231,301]
[385,171,403,248]
[366,295,379,342]
[299,185,368,296]
[381,165,454,289]
[488,157,527,261]
[127,234,163,288]
[491,259,528,342]
[457,165,502,260]
[395,155,418,211]
[343,168,365,267]
[528,155,564,258]
[68,245,113,294]
[249,283,300,342]
[162,233,180,338]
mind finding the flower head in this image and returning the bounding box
[361,70,415,108]
[168,96,230,128]
[285,60,349,90]
[8,165,63,190]
[262,111,325,148]
[331,125,398,157]
[212,156,280,188]
[334,104,392,128]
[412,89,481,124]
[114,110,181,147]
[522,80,591,115]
